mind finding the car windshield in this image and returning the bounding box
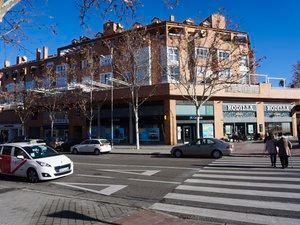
[23,145,58,159]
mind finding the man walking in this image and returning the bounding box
[276,132,292,169]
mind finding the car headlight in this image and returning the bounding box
[36,161,51,167]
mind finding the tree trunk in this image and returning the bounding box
[88,118,92,139]
[196,106,201,139]
[21,121,25,137]
[134,108,140,150]
[50,118,54,138]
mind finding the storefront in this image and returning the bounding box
[223,103,257,140]
[0,124,21,142]
[264,103,293,136]
[176,101,214,143]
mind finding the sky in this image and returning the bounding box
[1,0,300,83]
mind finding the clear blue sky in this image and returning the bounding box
[1,0,299,83]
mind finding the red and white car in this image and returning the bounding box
[0,142,73,182]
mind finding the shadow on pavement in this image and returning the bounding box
[47,210,120,225]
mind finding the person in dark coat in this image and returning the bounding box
[264,133,277,167]
[276,132,292,169]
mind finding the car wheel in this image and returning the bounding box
[27,168,39,183]
[212,150,222,159]
[72,148,79,154]
[173,149,183,158]
[94,149,100,155]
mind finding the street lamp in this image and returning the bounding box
[0,0,20,22]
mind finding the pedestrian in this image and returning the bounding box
[276,132,292,169]
[264,133,277,167]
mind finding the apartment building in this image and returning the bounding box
[0,13,299,144]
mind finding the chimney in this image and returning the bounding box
[43,46,49,59]
[103,21,118,35]
[16,56,22,65]
[210,13,226,29]
[36,48,42,61]
[169,15,175,22]
[4,60,10,68]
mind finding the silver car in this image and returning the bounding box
[171,138,234,159]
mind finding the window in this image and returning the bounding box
[240,55,248,66]
[56,75,67,88]
[169,65,180,80]
[100,55,112,66]
[90,140,100,144]
[14,147,29,159]
[195,47,209,59]
[2,146,12,155]
[81,140,91,144]
[5,83,14,92]
[25,80,34,90]
[100,72,112,84]
[219,69,231,78]
[136,66,150,85]
[56,64,67,76]
[167,47,179,62]
[218,50,230,60]
[81,60,89,69]
[196,67,212,77]
[23,145,58,159]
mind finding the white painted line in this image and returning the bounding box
[77,174,114,179]
[97,169,160,176]
[193,173,300,182]
[52,182,127,196]
[75,162,198,170]
[151,203,300,225]
[128,178,181,185]
[176,185,300,199]
[204,166,300,172]
[185,179,300,190]
[198,169,299,176]
[165,193,300,212]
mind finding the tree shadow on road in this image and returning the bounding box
[47,210,120,225]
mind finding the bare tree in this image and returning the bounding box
[165,14,256,139]
[34,61,70,139]
[68,44,109,139]
[291,61,300,88]
[107,27,161,149]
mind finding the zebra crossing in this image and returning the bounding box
[151,156,300,225]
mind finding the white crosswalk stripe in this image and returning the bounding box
[150,156,300,225]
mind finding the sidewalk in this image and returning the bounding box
[0,187,222,225]
[110,141,300,156]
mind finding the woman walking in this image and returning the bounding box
[276,132,292,169]
[264,133,277,167]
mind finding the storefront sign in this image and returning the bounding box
[264,105,292,112]
[223,104,256,112]
[225,84,260,94]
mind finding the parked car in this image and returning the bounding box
[45,137,64,149]
[171,138,234,159]
[57,139,82,152]
[0,142,73,182]
[71,139,111,155]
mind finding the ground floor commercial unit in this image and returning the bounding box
[0,83,300,144]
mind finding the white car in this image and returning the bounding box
[71,139,111,155]
[0,141,73,183]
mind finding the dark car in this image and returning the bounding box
[171,138,234,159]
[57,139,82,152]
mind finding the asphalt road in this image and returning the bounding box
[0,153,213,208]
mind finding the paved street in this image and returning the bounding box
[0,153,213,225]
[152,156,300,225]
